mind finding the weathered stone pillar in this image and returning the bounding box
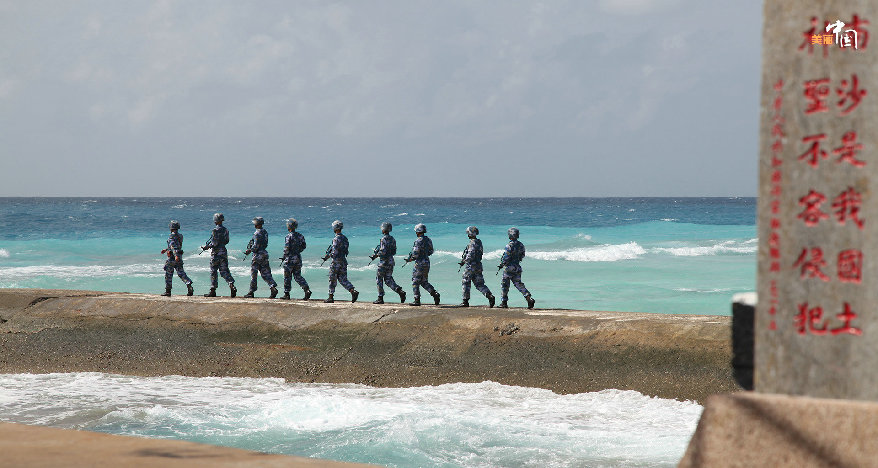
[757,1,878,399]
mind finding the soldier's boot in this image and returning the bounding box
[373,296,384,304]
[229,284,237,298]
[204,288,216,297]
[396,288,406,304]
[303,289,312,301]
[409,297,421,306]
[350,290,359,303]
[324,294,334,303]
[487,294,496,308]
[280,292,291,300]
[269,286,278,299]
[186,283,194,296]
[525,295,535,310]
[431,291,440,306]
[498,300,508,308]
[161,286,172,297]
[458,299,469,307]
[243,290,256,298]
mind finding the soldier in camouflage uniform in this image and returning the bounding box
[404,223,440,306]
[280,218,311,300]
[161,220,194,297]
[458,226,495,307]
[498,227,535,309]
[243,217,278,298]
[370,222,406,304]
[200,213,236,298]
[321,220,359,303]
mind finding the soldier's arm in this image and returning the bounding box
[283,235,292,258]
[300,234,306,251]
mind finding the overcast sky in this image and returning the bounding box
[0,1,762,197]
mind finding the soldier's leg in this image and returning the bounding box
[259,261,277,288]
[501,270,512,302]
[250,261,259,292]
[209,258,220,289]
[328,264,338,295]
[292,261,309,291]
[383,266,401,292]
[283,263,293,294]
[511,270,530,297]
[164,260,174,288]
[461,270,472,301]
[376,267,386,297]
[175,262,192,285]
[411,267,421,299]
[338,265,354,292]
[473,271,492,297]
[213,256,235,287]
[419,264,436,296]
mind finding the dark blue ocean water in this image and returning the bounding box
[0,197,755,314]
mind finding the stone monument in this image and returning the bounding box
[757,0,877,400]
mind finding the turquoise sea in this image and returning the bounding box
[0,197,755,314]
[0,197,751,466]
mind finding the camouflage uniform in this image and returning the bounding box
[282,231,309,294]
[374,233,401,297]
[205,224,235,288]
[164,232,192,287]
[500,239,530,301]
[327,233,355,294]
[249,227,277,291]
[462,238,492,301]
[407,235,437,299]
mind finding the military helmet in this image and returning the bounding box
[332,220,343,231]
[252,216,264,226]
[381,222,392,233]
[466,226,479,237]
[414,223,427,234]
[287,218,298,230]
[507,227,520,239]
[213,213,224,223]
[169,220,181,230]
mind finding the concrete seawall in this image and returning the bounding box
[0,288,738,402]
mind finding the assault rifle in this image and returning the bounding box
[368,244,381,267]
[242,239,254,261]
[320,244,332,266]
[458,246,467,272]
[199,235,213,255]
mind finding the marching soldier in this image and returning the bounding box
[404,223,440,306]
[281,218,311,300]
[370,222,406,304]
[201,213,236,298]
[498,227,535,309]
[243,217,278,298]
[321,220,359,303]
[161,220,194,297]
[458,226,495,307]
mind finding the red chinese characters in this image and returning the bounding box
[797,190,829,226]
[832,187,864,229]
[793,247,830,281]
[833,131,865,167]
[802,75,867,115]
[837,249,863,283]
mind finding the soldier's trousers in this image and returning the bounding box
[376,262,401,296]
[283,256,309,293]
[249,253,277,291]
[412,262,436,299]
[164,258,192,287]
[501,264,530,301]
[462,267,492,301]
[329,261,354,294]
[210,254,235,288]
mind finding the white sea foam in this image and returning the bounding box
[394,212,408,216]
[674,287,734,293]
[528,242,647,262]
[661,218,679,222]
[575,233,593,240]
[651,240,756,257]
[0,249,9,258]
[0,373,702,467]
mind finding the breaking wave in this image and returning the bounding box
[0,249,9,258]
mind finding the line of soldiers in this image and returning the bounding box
[162,214,536,309]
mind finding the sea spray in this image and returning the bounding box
[0,373,702,468]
